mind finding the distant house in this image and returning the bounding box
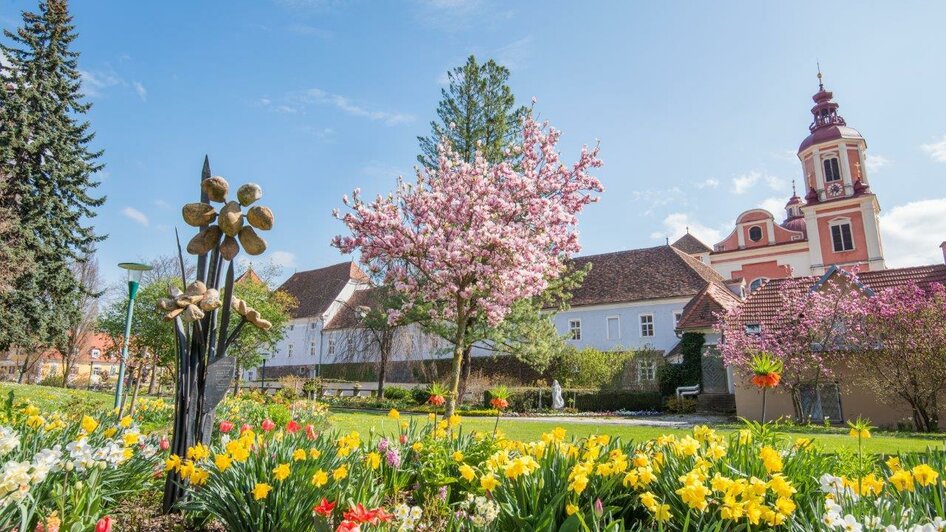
[0,332,121,384]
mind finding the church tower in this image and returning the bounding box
[796,72,885,273]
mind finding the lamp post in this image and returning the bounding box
[115,262,152,411]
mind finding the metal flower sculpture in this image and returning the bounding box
[160,158,275,512]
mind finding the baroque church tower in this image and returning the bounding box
[688,73,887,290]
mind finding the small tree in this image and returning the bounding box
[334,116,603,417]
[849,282,946,432]
[57,257,102,386]
[718,274,868,421]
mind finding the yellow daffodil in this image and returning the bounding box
[311,469,328,487]
[565,503,578,516]
[214,453,231,472]
[332,464,348,481]
[252,483,271,500]
[480,473,498,491]
[459,464,475,481]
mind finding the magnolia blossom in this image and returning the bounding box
[333,116,603,328]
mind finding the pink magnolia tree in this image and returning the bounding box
[849,282,946,432]
[717,274,870,421]
[333,117,603,416]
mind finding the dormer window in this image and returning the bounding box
[823,158,841,182]
[748,226,763,242]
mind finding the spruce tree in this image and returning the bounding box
[0,0,105,366]
[417,55,529,167]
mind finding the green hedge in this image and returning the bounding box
[483,388,662,413]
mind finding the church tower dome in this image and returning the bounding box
[781,181,807,236]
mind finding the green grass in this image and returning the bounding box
[328,410,946,454]
[0,382,114,413]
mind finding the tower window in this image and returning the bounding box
[823,158,841,182]
[830,222,854,252]
[748,226,763,242]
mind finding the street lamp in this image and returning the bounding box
[115,262,152,411]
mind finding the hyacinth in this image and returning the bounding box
[332,115,603,327]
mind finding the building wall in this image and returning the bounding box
[710,245,811,282]
[552,297,691,353]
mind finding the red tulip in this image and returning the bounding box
[343,504,373,523]
[286,420,301,433]
[94,516,112,532]
[158,438,170,451]
[305,424,318,440]
[313,498,336,517]
[335,521,360,532]
[399,434,408,445]
[219,420,234,433]
[240,423,252,433]
[261,419,276,432]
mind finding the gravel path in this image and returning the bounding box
[502,414,734,428]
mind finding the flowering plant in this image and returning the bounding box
[750,352,783,389]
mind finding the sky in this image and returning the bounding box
[1,0,945,288]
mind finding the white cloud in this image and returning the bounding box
[758,197,785,216]
[731,171,787,194]
[80,69,122,97]
[650,213,722,247]
[121,207,149,227]
[267,251,297,269]
[879,198,946,267]
[132,81,147,101]
[495,36,532,71]
[695,178,719,189]
[153,199,170,209]
[631,186,685,216]
[281,88,414,126]
[921,134,946,162]
[865,154,889,173]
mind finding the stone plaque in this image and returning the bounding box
[202,356,236,413]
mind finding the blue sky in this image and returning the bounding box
[2,1,945,287]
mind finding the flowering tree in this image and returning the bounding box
[848,282,946,432]
[717,274,869,421]
[333,116,603,416]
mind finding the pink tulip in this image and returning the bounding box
[159,438,169,451]
[261,419,276,432]
[219,420,234,433]
[94,517,112,532]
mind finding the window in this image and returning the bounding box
[310,322,317,329]
[637,360,656,382]
[606,316,621,340]
[745,323,762,335]
[830,222,854,252]
[310,341,317,356]
[639,314,654,337]
[568,319,581,340]
[823,158,841,182]
[289,324,295,331]
[327,338,336,356]
[90,348,100,359]
[346,336,355,354]
[287,344,294,357]
[748,225,763,242]
[673,311,683,328]
[749,277,768,292]
[798,382,842,423]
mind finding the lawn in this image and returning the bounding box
[0,382,941,454]
[328,410,946,454]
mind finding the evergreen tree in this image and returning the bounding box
[417,55,529,167]
[0,0,105,359]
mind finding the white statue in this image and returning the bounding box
[552,380,565,410]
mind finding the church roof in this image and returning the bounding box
[235,267,264,285]
[568,245,724,307]
[676,282,742,330]
[671,233,712,254]
[739,264,946,325]
[277,261,369,319]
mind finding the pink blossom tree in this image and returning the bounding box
[717,273,870,421]
[333,116,603,416]
[848,282,946,432]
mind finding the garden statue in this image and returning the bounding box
[158,157,274,512]
[552,379,564,410]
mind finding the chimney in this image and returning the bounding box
[941,241,946,264]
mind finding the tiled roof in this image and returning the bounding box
[741,264,946,324]
[324,287,382,330]
[671,233,712,254]
[235,267,264,285]
[277,261,369,319]
[568,245,724,307]
[676,282,742,330]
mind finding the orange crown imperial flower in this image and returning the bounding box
[749,352,783,389]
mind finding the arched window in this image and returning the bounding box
[749,277,768,292]
[823,158,841,182]
[748,226,763,242]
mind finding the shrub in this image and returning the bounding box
[664,396,698,414]
[410,387,430,405]
[572,390,662,412]
[38,374,65,388]
[547,347,630,388]
[383,386,411,401]
[657,332,705,396]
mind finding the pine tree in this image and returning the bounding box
[417,55,529,167]
[0,0,105,365]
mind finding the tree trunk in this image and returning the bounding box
[233,361,242,395]
[376,338,390,399]
[148,360,158,395]
[446,343,464,418]
[457,346,473,405]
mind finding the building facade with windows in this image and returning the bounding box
[692,78,886,292]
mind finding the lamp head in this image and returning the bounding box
[118,262,152,299]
